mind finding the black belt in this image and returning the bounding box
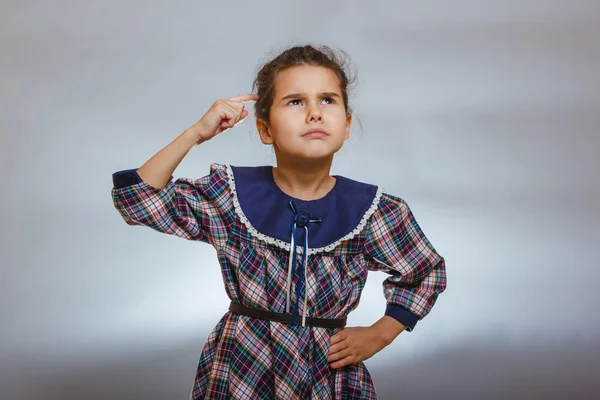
[229,301,347,329]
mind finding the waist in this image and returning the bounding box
[228,301,347,329]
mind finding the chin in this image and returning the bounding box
[279,140,345,160]
[300,148,342,160]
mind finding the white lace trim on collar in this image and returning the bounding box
[224,163,384,255]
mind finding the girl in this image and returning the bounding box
[111,45,447,399]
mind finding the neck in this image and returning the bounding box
[272,155,336,201]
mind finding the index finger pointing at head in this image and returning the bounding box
[229,94,260,103]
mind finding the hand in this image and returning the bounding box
[188,94,259,143]
[327,326,389,369]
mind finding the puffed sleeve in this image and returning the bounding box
[111,163,234,249]
[363,193,447,332]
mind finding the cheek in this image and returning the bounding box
[325,106,347,119]
[267,119,296,142]
[271,109,303,129]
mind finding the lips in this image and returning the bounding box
[302,129,329,138]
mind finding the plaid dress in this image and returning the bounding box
[111,163,447,399]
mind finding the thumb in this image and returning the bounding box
[223,109,249,129]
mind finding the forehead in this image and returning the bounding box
[273,65,341,98]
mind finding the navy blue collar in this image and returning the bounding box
[229,165,380,249]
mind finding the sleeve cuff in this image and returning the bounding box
[385,303,419,332]
[112,169,173,189]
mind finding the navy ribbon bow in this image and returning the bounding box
[285,200,322,327]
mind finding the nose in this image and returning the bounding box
[306,104,323,123]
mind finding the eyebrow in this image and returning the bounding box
[280,92,341,101]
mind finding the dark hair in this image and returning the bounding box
[252,45,356,124]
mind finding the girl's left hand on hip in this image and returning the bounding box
[327,326,388,369]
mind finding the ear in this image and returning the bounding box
[256,118,274,145]
[344,113,352,140]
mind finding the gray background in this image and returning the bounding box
[2,0,599,399]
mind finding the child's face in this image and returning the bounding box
[257,65,352,161]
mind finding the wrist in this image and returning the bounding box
[371,316,406,345]
[181,128,205,147]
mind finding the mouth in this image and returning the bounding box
[302,129,329,139]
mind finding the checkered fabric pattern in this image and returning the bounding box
[111,163,446,399]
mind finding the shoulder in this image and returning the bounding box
[377,192,409,212]
[169,163,232,201]
[197,162,234,186]
[362,189,413,232]
[333,173,409,216]
[207,162,229,177]
[335,174,379,194]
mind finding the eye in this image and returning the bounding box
[288,99,302,106]
[321,97,335,105]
